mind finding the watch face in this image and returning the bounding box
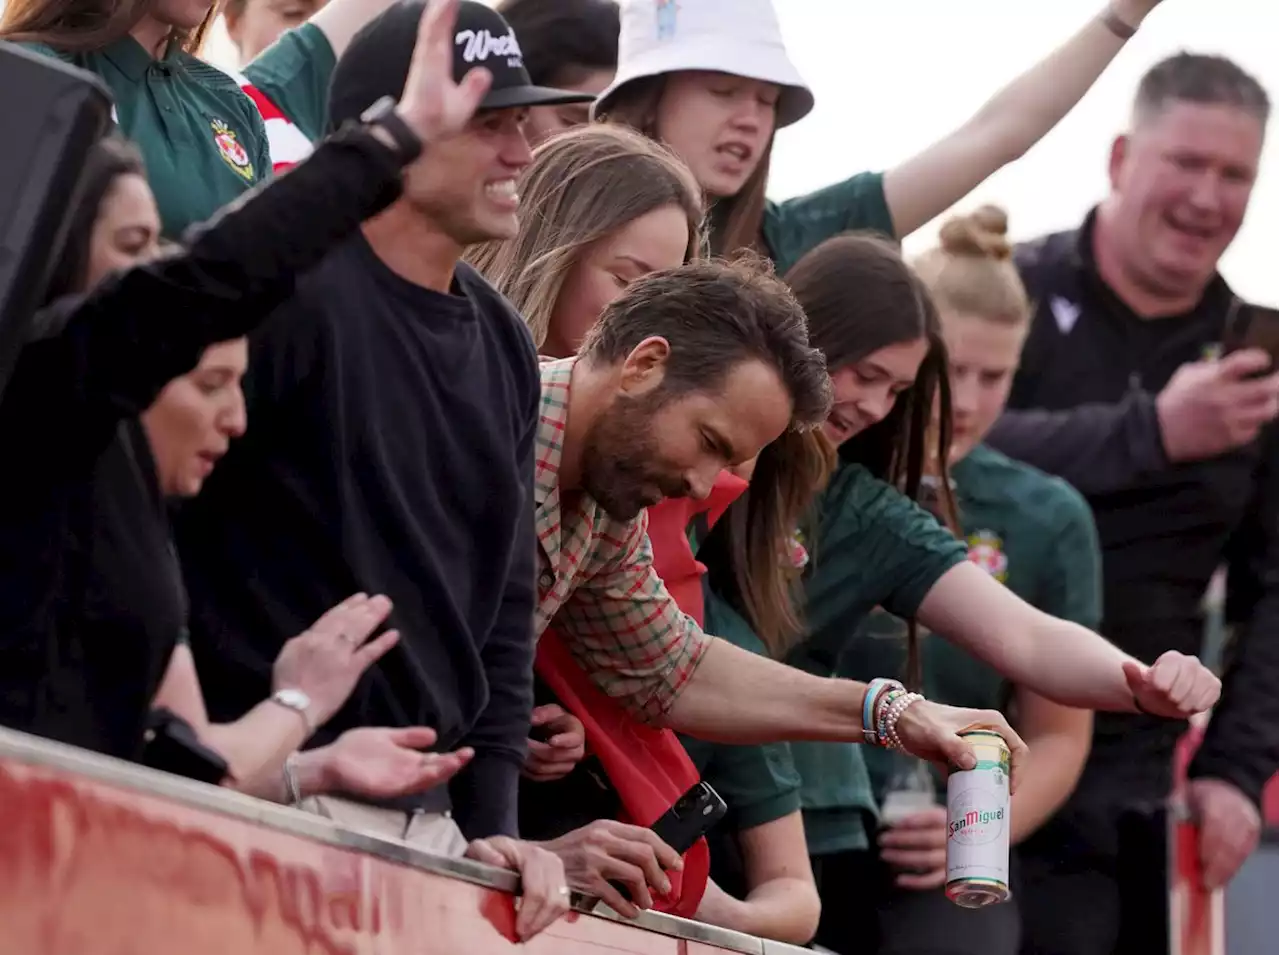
[276,688,311,711]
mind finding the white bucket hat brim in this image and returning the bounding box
[592,36,815,129]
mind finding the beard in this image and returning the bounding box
[579,393,688,522]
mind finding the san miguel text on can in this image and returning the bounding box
[945,729,1011,908]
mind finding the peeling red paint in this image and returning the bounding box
[0,758,748,954]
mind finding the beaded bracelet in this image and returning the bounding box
[882,692,925,751]
[861,678,904,745]
[875,688,905,746]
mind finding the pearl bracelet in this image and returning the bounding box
[881,691,925,751]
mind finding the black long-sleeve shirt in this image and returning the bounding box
[176,243,540,840]
[987,212,1278,807]
[0,125,405,758]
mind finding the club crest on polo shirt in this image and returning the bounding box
[455,26,522,68]
[210,118,255,181]
[966,530,1008,583]
[655,0,679,39]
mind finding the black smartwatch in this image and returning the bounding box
[359,95,423,165]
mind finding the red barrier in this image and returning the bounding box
[0,731,796,955]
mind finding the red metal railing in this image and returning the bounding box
[0,729,803,955]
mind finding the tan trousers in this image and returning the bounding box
[298,795,468,858]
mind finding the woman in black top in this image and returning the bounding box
[0,6,572,938]
[0,0,484,792]
[12,133,479,808]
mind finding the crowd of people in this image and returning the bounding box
[0,0,1274,952]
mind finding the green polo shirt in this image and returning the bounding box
[762,172,896,276]
[839,444,1104,804]
[243,24,336,141]
[787,462,969,856]
[680,595,802,835]
[17,25,333,237]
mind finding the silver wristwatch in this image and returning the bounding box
[270,688,315,735]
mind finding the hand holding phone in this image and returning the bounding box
[1222,303,1279,375]
[557,782,728,917]
[1157,307,1279,463]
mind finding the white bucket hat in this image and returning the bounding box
[593,0,815,129]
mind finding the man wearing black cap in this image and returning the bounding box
[176,0,595,857]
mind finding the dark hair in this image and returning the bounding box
[597,76,771,258]
[496,0,620,89]
[582,254,832,651]
[0,0,218,54]
[787,233,954,510]
[579,254,832,428]
[793,233,957,686]
[43,134,146,305]
[1134,52,1270,126]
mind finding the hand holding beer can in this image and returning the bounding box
[945,729,1012,908]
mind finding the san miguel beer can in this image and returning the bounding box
[945,729,1012,908]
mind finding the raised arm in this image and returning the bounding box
[4,0,490,472]
[6,125,405,471]
[883,0,1159,238]
[309,0,400,60]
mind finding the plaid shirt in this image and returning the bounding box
[534,358,710,721]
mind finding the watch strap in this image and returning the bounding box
[360,95,423,165]
[270,689,315,736]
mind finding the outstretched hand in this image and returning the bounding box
[271,593,400,731]
[318,726,472,800]
[397,0,493,145]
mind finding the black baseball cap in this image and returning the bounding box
[328,0,597,130]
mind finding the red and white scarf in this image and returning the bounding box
[226,68,314,173]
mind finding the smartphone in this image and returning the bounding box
[651,780,729,856]
[573,781,728,910]
[1222,302,1279,375]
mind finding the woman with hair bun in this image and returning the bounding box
[833,206,1104,955]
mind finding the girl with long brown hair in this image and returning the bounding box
[831,207,1100,955]
[693,226,1213,953]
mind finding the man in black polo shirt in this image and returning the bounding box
[176,0,593,867]
[985,53,1278,955]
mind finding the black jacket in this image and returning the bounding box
[0,125,404,758]
[987,213,1277,808]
